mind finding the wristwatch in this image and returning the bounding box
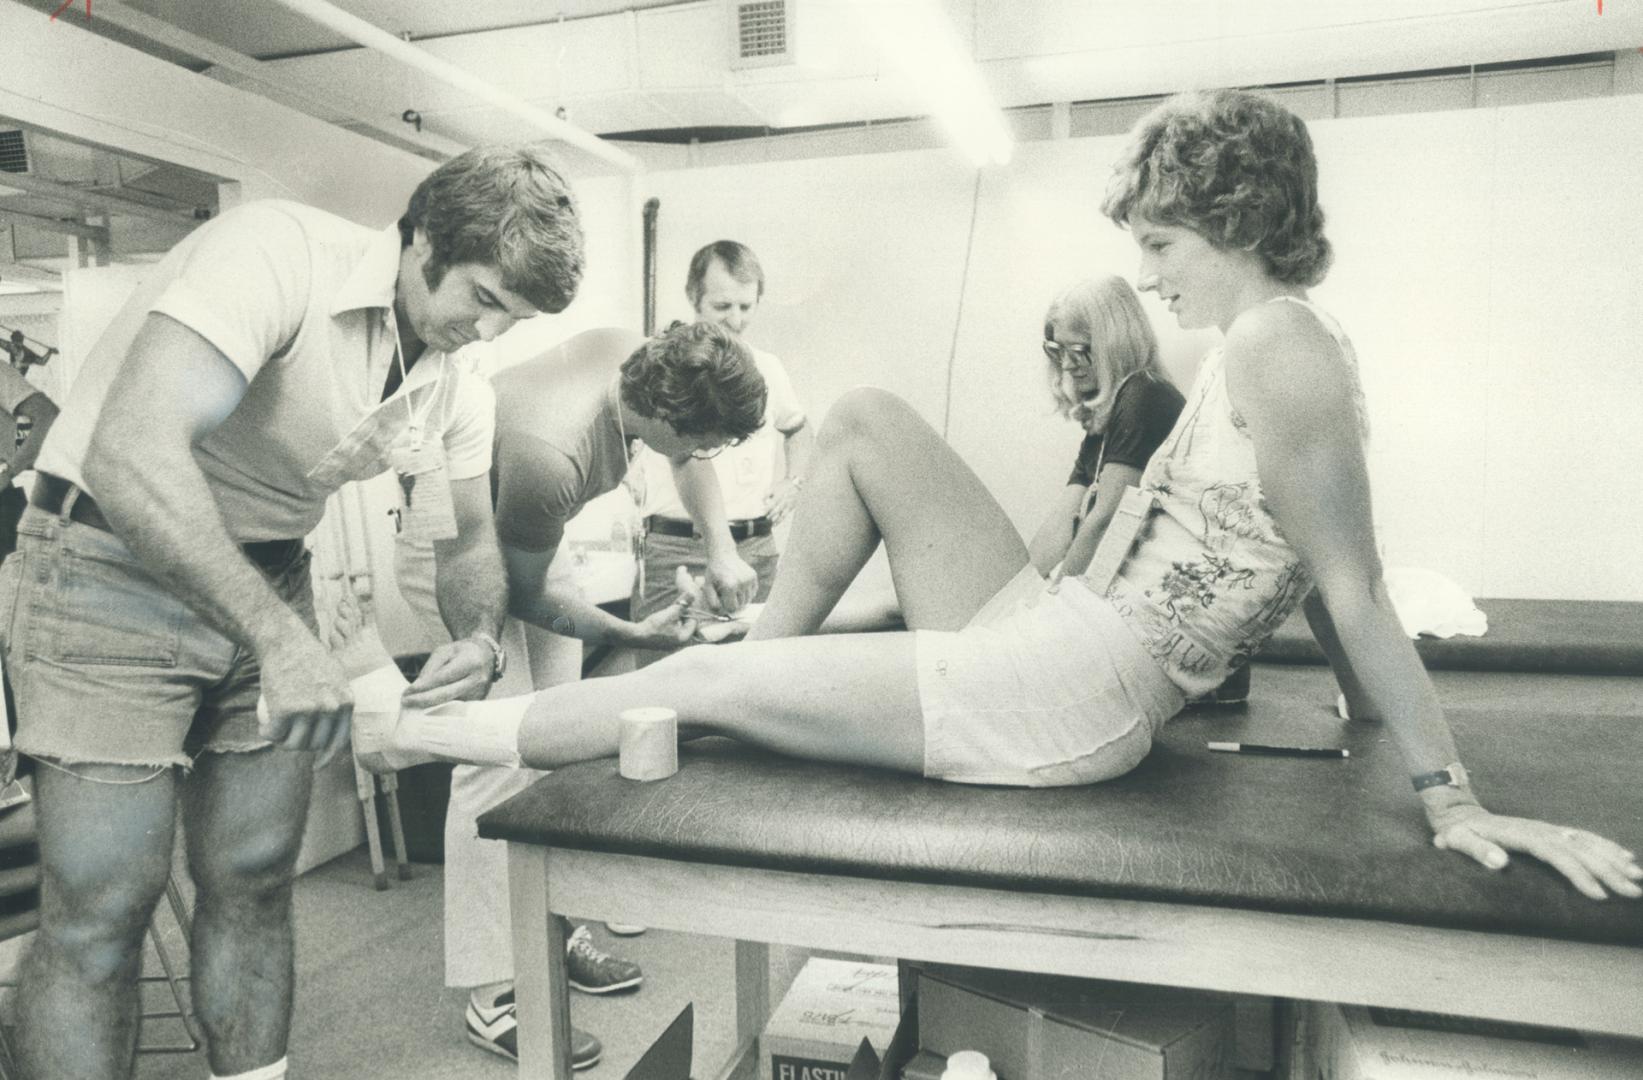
[1411,762,1470,793]
[470,631,506,682]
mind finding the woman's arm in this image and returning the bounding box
[1027,482,1086,576]
[1062,374,1183,577]
[1301,589,1372,719]
[1061,462,1143,576]
[1227,302,1640,899]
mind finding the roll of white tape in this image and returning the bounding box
[618,706,679,781]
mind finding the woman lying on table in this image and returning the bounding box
[344,88,1641,901]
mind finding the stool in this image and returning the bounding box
[135,873,202,1055]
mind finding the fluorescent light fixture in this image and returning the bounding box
[842,0,1013,167]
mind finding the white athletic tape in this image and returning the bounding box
[618,706,679,781]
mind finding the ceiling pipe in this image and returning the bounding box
[262,0,641,174]
[0,209,111,244]
[0,170,199,225]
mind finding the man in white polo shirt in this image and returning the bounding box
[628,240,812,663]
[1,145,582,1080]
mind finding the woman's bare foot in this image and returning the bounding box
[327,591,433,772]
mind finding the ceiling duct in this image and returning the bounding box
[730,0,794,69]
[0,131,30,175]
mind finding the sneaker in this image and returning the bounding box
[604,922,648,936]
[566,923,643,994]
[465,990,602,1070]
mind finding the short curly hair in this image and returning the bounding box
[399,143,584,314]
[619,321,767,441]
[1102,89,1332,287]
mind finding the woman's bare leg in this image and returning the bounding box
[363,390,1028,778]
[751,387,1028,638]
[518,632,926,774]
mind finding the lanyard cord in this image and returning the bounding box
[612,375,628,453]
[385,308,442,438]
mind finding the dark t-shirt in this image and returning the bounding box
[1066,371,1186,487]
[490,328,645,553]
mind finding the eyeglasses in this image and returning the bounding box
[1042,339,1094,372]
[688,436,744,460]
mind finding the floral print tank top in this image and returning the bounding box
[1103,297,1369,698]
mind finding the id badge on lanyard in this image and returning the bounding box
[383,308,458,543]
[389,429,458,543]
[1083,484,1157,595]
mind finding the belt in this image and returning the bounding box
[32,474,305,573]
[644,514,772,542]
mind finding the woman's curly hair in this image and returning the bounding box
[1103,89,1332,287]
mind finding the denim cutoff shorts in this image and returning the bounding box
[0,506,313,768]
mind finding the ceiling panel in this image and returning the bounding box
[10,0,1642,158]
[25,0,696,58]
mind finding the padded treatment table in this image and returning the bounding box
[480,664,1643,1079]
[1258,597,1643,675]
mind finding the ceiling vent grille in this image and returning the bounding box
[730,0,793,69]
[0,131,29,174]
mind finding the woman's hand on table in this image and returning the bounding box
[1428,803,1643,900]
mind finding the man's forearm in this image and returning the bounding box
[510,577,639,646]
[433,535,507,642]
[782,424,814,481]
[671,456,735,552]
[87,449,306,653]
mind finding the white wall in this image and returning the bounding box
[641,150,988,431]
[610,91,1643,602]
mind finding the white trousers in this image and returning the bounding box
[395,539,580,988]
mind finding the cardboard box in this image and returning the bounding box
[1305,1001,1643,1080]
[762,958,902,1080]
[916,964,1234,1080]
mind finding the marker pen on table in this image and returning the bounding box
[1206,742,1349,759]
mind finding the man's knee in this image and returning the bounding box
[35,858,170,982]
[189,824,302,908]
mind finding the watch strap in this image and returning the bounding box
[470,631,506,681]
[1412,762,1470,793]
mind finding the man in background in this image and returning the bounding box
[627,240,812,665]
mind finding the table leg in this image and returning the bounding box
[508,843,574,1079]
[704,940,771,1080]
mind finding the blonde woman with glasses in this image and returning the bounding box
[1029,275,1184,582]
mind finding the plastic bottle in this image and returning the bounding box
[939,1049,997,1080]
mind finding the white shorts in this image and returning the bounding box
[915,565,1185,787]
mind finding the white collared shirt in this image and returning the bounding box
[37,200,494,541]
